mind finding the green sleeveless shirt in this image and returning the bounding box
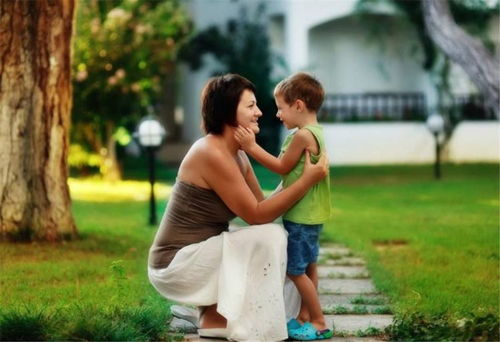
[281,124,331,224]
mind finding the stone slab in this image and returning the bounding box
[322,303,391,315]
[319,279,378,295]
[318,265,370,279]
[169,317,197,334]
[319,245,353,257]
[320,294,388,307]
[326,314,393,334]
[323,257,366,266]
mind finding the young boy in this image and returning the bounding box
[234,72,332,340]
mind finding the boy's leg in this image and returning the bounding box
[296,288,310,323]
[284,220,325,329]
[288,273,326,330]
[295,263,318,322]
[306,262,318,289]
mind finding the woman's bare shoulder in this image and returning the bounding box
[177,137,232,186]
[188,136,226,161]
[177,138,211,184]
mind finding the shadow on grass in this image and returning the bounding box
[387,312,499,341]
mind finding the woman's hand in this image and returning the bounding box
[302,150,328,185]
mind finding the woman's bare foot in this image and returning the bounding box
[199,304,227,329]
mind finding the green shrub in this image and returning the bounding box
[0,308,52,341]
[372,305,393,314]
[387,312,499,341]
[0,304,171,341]
[356,326,383,337]
[125,306,170,341]
[64,311,143,341]
[352,305,369,314]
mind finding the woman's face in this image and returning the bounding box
[236,89,262,134]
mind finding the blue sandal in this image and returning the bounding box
[288,322,333,340]
[287,318,303,330]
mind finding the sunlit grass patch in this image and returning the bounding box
[68,177,172,202]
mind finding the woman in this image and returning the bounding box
[148,74,328,341]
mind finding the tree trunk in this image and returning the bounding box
[0,0,77,241]
[422,0,500,117]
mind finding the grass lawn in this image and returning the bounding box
[0,163,498,340]
[322,163,499,319]
[0,203,172,340]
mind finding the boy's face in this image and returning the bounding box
[275,95,299,130]
[236,89,262,134]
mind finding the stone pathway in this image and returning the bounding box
[177,243,393,341]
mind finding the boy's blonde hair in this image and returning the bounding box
[274,72,324,112]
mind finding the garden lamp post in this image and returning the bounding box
[135,116,166,225]
[426,113,445,180]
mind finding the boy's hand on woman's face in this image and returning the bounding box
[234,125,257,151]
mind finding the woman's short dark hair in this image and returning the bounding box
[201,74,256,134]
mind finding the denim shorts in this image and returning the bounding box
[283,219,322,276]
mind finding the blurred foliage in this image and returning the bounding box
[354,0,498,129]
[179,3,283,155]
[355,0,498,71]
[72,0,192,178]
[68,144,102,175]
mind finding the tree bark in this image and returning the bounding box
[0,0,77,241]
[422,0,499,116]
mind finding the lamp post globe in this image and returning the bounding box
[426,113,445,134]
[137,118,166,148]
[135,116,166,225]
[426,113,445,179]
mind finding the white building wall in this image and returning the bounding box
[307,15,436,106]
[278,0,358,71]
[447,122,500,163]
[322,123,436,165]
[317,122,499,165]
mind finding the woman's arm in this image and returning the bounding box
[238,150,265,202]
[202,148,327,225]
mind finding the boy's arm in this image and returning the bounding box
[235,126,311,175]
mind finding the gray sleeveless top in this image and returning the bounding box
[148,180,236,269]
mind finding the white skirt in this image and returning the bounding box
[148,223,300,341]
